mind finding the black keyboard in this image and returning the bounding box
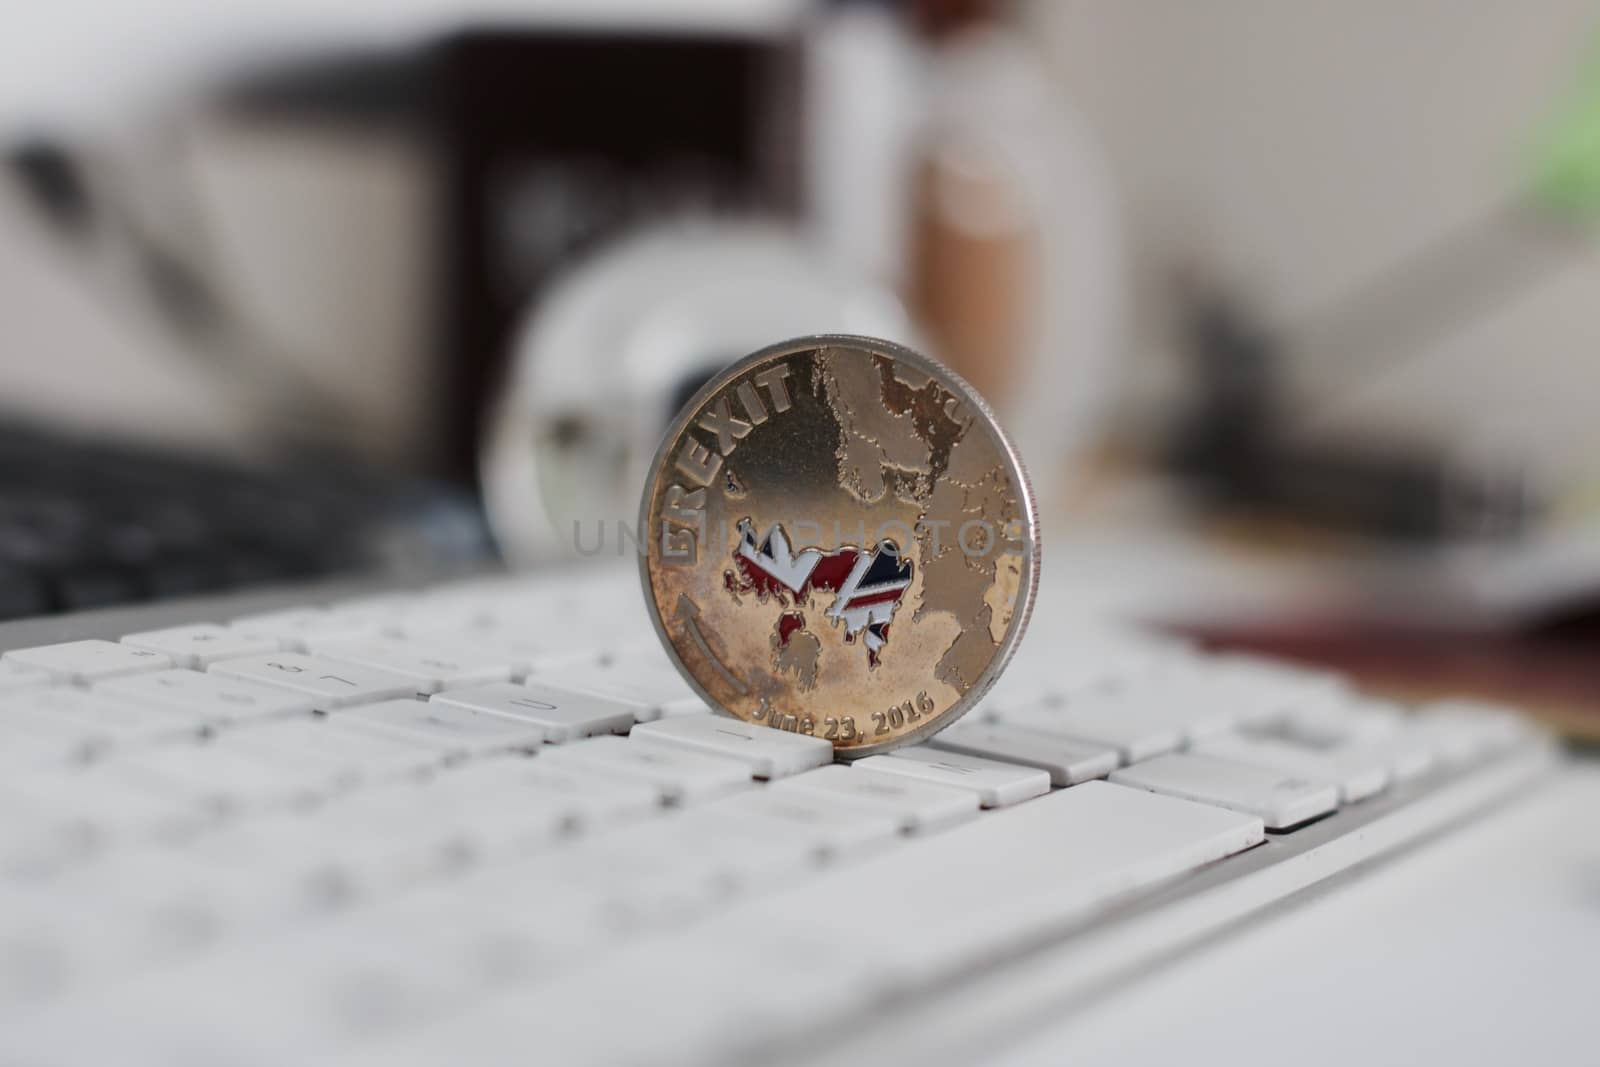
[0,422,494,620]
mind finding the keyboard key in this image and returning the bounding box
[1263,698,1404,748]
[929,720,1119,786]
[333,699,546,756]
[1360,730,1437,783]
[312,639,515,695]
[692,789,901,863]
[630,714,833,779]
[423,760,659,837]
[1110,752,1340,830]
[1248,708,1435,784]
[774,764,979,833]
[273,766,655,884]
[432,682,639,742]
[397,626,550,677]
[1000,695,1185,764]
[1005,626,1187,699]
[120,624,281,669]
[856,745,1050,808]
[1206,654,1349,725]
[544,820,801,934]
[96,669,316,725]
[218,717,446,786]
[0,661,51,694]
[209,654,413,710]
[0,688,200,759]
[94,741,330,813]
[3,640,171,683]
[1414,699,1532,765]
[228,606,395,652]
[537,650,703,721]
[1199,734,1390,803]
[537,735,750,804]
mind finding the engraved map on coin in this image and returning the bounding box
[641,335,1039,756]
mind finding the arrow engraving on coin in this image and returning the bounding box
[675,593,750,695]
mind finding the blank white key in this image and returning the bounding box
[120,624,281,669]
[930,721,1119,786]
[228,606,394,652]
[1258,699,1402,751]
[1104,676,1240,741]
[96,669,316,725]
[428,760,659,833]
[95,742,330,812]
[539,651,702,722]
[209,654,413,710]
[537,736,750,803]
[1360,730,1437,783]
[3,640,171,683]
[1200,734,1389,803]
[0,661,51,694]
[0,688,199,759]
[400,627,549,677]
[1002,695,1184,764]
[432,682,639,742]
[691,788,900,863]
[1415,700,1532,764]
[630,714,833,779]
[1208,655,1349,721]
[856,745,1050,808]
[218,717,445,786]
[1111,752,1339,830]
[547,820,800,931]
[334,699,545,755]
[300,763,654,875]
[774,764,979,833]
[1249,709,1435,784]
[312,639,514,694]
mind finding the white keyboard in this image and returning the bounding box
[0,567,1555,1066]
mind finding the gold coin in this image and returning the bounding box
[638,335,1039,756]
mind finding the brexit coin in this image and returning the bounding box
[639,335,1039,756]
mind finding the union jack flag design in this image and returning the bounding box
[730,519,913,667]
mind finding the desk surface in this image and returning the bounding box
[997,761,1600,1067]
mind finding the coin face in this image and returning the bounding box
[639,335,1039,756]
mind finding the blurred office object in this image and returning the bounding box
[904,0,1124,500]
[1168,282,1545,545]
[5,17,806,481]
[212,25,804,482]
[805,0,921,287]
[0,419,490,622]
[1035,3,1600,482]
[804,1,1126,499]
[1163,34,1600,547]
[481,221,911,563]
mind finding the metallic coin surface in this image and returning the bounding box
[639,334,1039,756]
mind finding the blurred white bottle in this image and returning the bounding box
[911,15,1125,501]
[808,1,1126,504]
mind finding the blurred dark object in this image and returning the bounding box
[8,139,93,234]
[1169,284,1542,544]
[222,25,802,483]
[0,421,492,622]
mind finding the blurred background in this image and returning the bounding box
[4,0,1600,736]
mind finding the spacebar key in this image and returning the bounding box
[804,779,1266,977]
[363,782,1266,1066]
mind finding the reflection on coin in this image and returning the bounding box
[639,335,1039,756]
